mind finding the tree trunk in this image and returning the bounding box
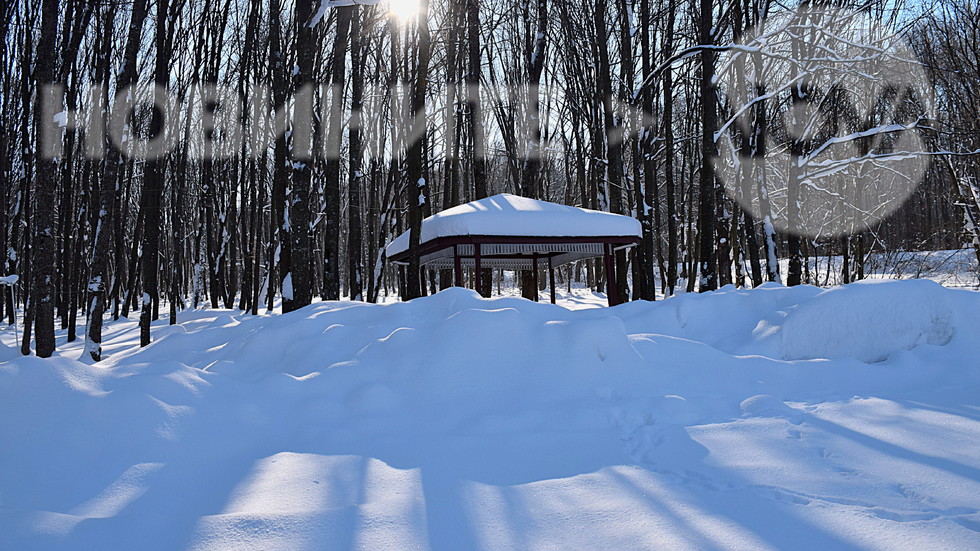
[140,0,169,347]
[663,0,679,295]
[405,0,433,300]
[325,6,353,300]
[31,0,60,357]
[269,0,291,311]
[287,0,317,311]
[347,7,364,301]
[83,16,115,347]
[594,0,627,304]
[696,0,718,292]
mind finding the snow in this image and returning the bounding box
[773,280,955,362]
[281,273,293,300]
[312,0,383,27]
[2,280,980,550]
[87,277,102,292]
[52,111,68,128]
[385,193,642,257]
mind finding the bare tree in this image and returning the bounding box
[29,0,61,357]
[139,0,170,346]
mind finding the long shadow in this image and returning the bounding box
[896,398,980,422]
[46,443,265,551]
[108,442,273,550]
[313,421,871,551]
[801,413,980,483]
[419,471,481,551]
[44,408,914,550]
[589,469,729,550]
[601,436,867,551]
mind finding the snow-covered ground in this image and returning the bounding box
[2,279,980,550]
[778,248,980,289]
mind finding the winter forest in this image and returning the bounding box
[2,0,979,360]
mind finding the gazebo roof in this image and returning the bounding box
[385,194,641,270]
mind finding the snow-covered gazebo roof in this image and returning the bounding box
[385,194,641,305]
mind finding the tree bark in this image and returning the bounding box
[347,7,365,301]
[269,0,291,311]
[31,0,60,357]
[405,0,433,301]
[324,6,354,300]
[85,0,147,360]
[140,0,169,347]
[696,0,718,292]
[287,0,317,311]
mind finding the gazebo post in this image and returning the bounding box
[532,255,539,302]
[604,243,619,306]
[548,255,556,304]
[453,245,462,287]
[474,242,482,295]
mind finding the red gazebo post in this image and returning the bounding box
[548,255,556,304]
[603,243,619,306]
[532,254,539,302]
[453,245,462,287]
[474,242,482,295]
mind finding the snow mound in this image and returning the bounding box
[2,280,980,550]
[774,280,957,362]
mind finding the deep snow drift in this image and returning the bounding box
[2,279,979,550]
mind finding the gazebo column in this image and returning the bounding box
[453,245,462,287]
[604,243,619,306]
[532,255,539,302]
[474,242,482,295]
[548,255,556,304]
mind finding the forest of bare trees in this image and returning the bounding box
[1,0,978,358]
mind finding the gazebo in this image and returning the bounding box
[385,194,642,306]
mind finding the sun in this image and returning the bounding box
[388,0,420,21]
